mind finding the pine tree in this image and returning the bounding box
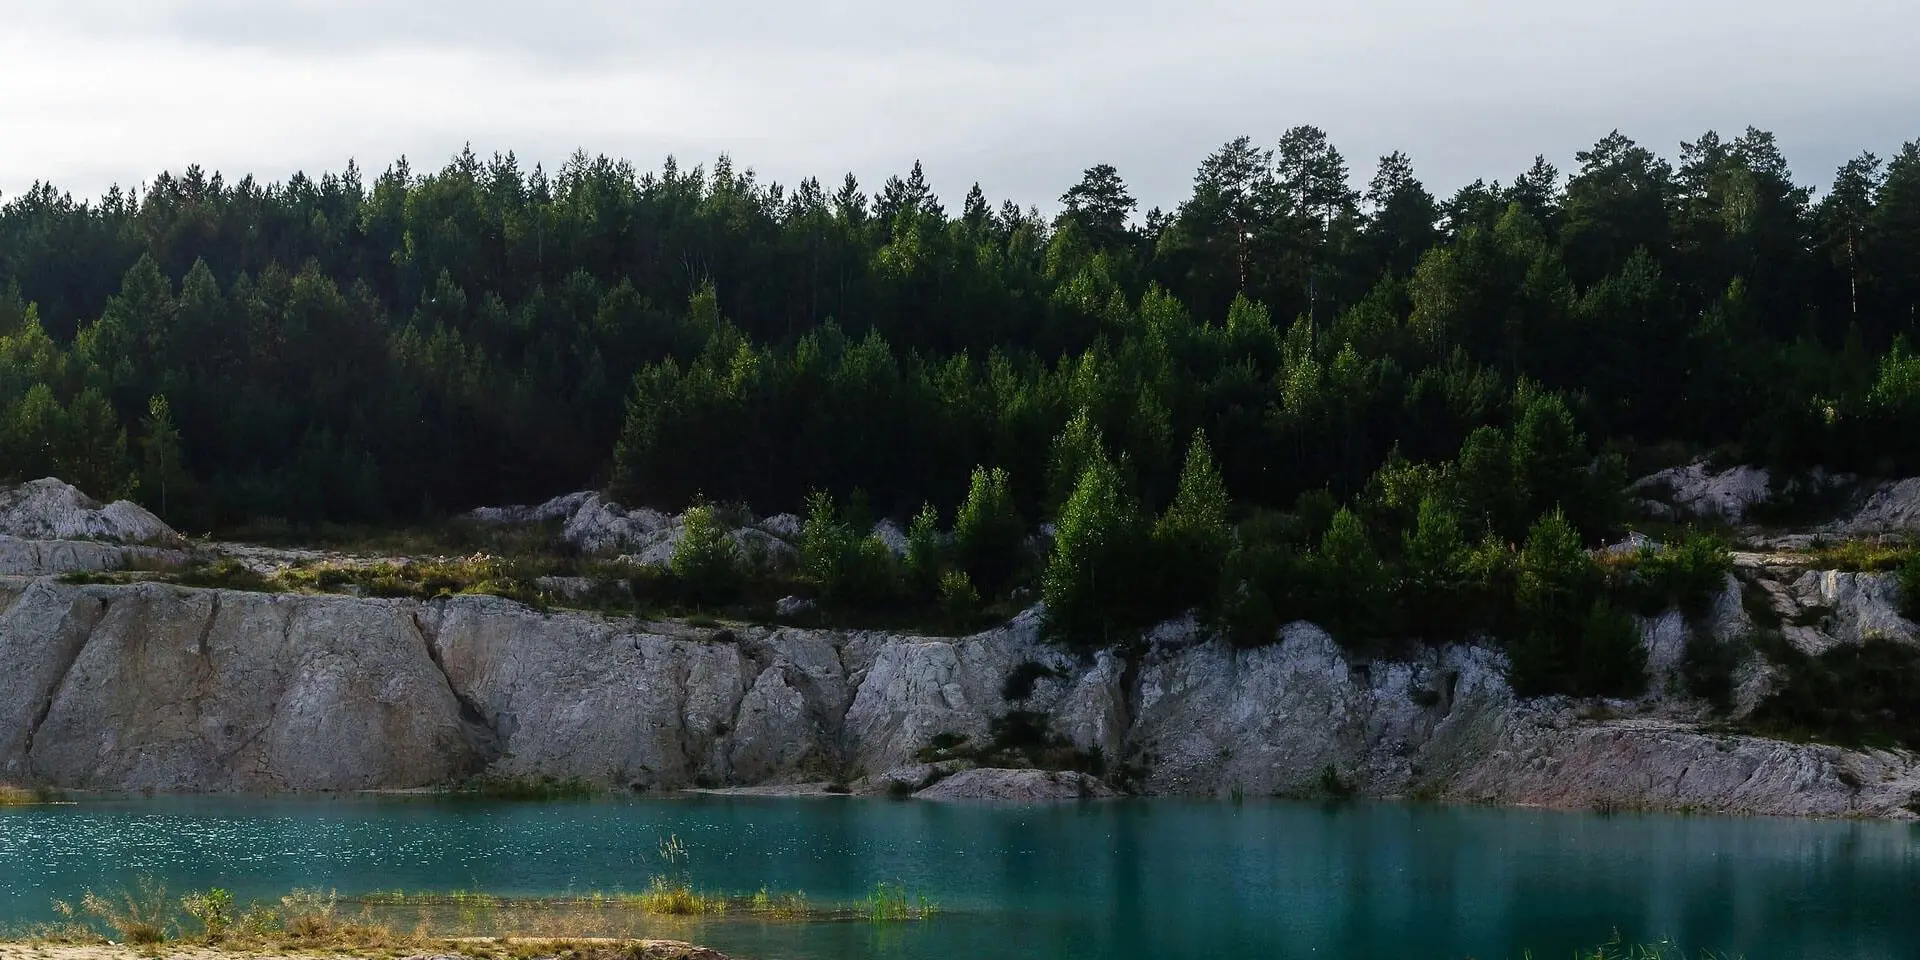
[139,395,187,519]
[672,504,742,608]
[1154,430,1231,611]
[1043,450,1148,649]
[953,466,1025,594]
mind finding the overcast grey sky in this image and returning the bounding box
[3,0,1917,212]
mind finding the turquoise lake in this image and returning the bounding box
[3,796,1919,959]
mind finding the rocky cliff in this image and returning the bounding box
[4,570,1916,816]
[4,476,1919,816]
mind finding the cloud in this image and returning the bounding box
[3,0,1916,212]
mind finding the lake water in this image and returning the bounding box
[2,796,1918,959]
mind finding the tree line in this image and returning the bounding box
[2,127,1919,680]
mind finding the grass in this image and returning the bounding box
[0,784,51,806]
[17,874,938,951]
[1794,537,1917,573]
[854,882,938,922]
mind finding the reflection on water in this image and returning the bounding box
[3,796,1919,960]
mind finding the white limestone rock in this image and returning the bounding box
[0,478,181,547]
[914,768,1114,802]
[1631,462,1773,524]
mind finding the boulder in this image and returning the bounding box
[0,479,180,545]
[913,768,1115,802]
[1631,462,1772,524]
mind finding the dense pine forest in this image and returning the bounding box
[6,126,1920,685]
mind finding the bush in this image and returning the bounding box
[1508,511,1645,698]
[801,490,903,606]
[937,568,980,621]
[1616,534,1733,618]
[671,504,742,607]
[1682,631,1739,711]
[1748,638,1920,749]
[1900,552,1920,621]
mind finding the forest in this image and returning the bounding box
[5,126,1920,692]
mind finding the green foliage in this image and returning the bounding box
[904,501,945,596]
[1310,508,1392,644]
[1900,552,1920,621]
[801,490,902,606]
[937,568,980,622]
[180,888,234,939]
[1750,640,1920,750]
[1508,511,1647,698]
[1682,630,1740,712]
[1154,429,1232,612]
[1609,535,1734,618]
[1400,495,1474,639]
[953,465,1026,593]
[1043,449,1151,649]
[670,504,742,607]
[441,774,597,801]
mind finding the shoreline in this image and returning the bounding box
[8,782,1918,823]
[0,940,734,960]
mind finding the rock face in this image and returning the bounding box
[1632,462,1773,524]
[0,479,188,577]
[0,579,485,790]
[4,477,1919,816]
[1836,477,1920,535]
[4,570,1918,818]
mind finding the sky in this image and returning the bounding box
[2,0,1917,213]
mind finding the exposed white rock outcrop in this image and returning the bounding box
[0,480,189,576]
[0,537,182,577]
[1632,462,1773,524]
[914,768,1115,802]
[0,479,181,545]
[4,553,1919,818]
[472,491,936,570]
[0,579,483,790]
[1786,570,1917,649]
[1834,477,1920,535]
[472,492,802,570]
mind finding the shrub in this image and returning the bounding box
[80,877,173,944]
[1619,534,1733,619]
[904,501,946,597]
[1508,512,1645,698]
[801,490,903,606]
[1901,552,1920,621]
[671,504,742,607]
[181,888,234,939]
[1750,640,1920,750]
[1682,631,1740,712]
[937,569,980,621]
